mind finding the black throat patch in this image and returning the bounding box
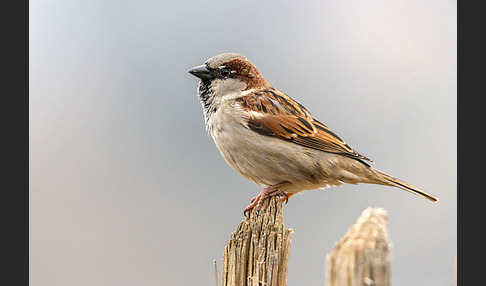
[197,80,217,122]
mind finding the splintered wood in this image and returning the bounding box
[326,207,392,286]
[221,196,293,286]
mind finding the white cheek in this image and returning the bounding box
[211,78,246,98]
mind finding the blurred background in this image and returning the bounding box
[29,0,456,285]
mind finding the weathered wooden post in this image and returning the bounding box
[221,196,293,286]
[325,206,392,286]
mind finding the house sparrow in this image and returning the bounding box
[188,53,438,214]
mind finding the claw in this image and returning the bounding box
[281,192,289,204]
[242,182,291,216]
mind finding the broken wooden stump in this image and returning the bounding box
[221,196,293,286]
[326,206,392,286]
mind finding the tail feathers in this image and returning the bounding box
[372,169,439,203]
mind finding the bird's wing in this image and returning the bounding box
[236,88,371,163]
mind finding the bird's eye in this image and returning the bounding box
[220,69,231,78]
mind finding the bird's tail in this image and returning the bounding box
[371,169,439,203]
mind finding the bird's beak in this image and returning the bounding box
[188,65,213,80]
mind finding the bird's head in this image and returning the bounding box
[189,53,269,97]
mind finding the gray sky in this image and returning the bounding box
[30,0,456,285]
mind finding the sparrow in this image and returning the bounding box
[188,53,438,214]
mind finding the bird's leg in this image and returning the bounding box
[250,192,294,204]
[244,181,290,215]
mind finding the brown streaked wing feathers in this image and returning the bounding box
[236,88,371,162]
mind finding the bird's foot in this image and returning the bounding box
[244,182,291,216]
